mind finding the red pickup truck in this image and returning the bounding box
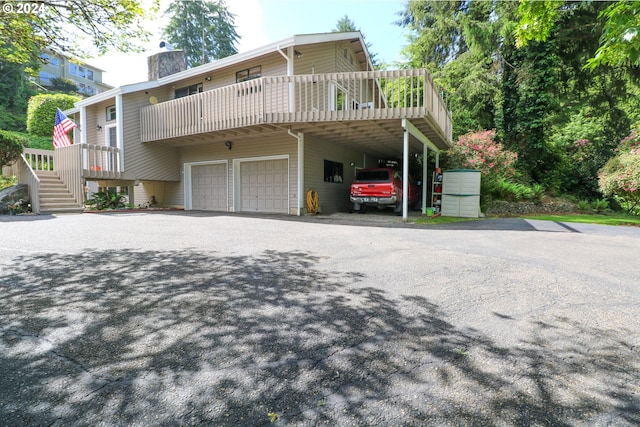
[349,168,421,214]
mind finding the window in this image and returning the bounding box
[106,125,117,148]
[69,63,78,76]
[106,105,116,121]
[324,160,344,183]
[105,125,118,171]
[354,169,390,182]
[41,53,59,67]
[86,69,94,81]
[39,71,56,86]
[175,83,203,98]
[236,66,261,83]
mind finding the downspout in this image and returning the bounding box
[288,128,304,216]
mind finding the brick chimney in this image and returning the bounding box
[147,50,186,81]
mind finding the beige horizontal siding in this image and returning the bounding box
[166,131,298,212]
[336,41,363,72]
[205,52,287,90]
[122,90,181,181]
[304,135,370,213]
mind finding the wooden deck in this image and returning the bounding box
[140,69,453,151]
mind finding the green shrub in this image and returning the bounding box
[591,198,610,212]
[598,130,640,215]
[23,134,53,150]
[0,130,28,167]
[577,200,592,211]
[85,190,127,210]
[484,178,545,205]
[531,184,545,203]
[0,175,17,190]
[26,93,80,137]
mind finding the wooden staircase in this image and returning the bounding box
[36,171,84,214]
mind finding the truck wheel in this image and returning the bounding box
[357,204,368,214]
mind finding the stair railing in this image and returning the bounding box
[9,154,41,214]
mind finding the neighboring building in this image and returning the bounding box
[38,50,113,96]
[11,32,453,216]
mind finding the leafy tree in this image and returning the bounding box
[0,130,28,167]
[399,0,636,198]
[0,0,156,65]
[516,0,640,69]
[0,59,37,131]
[163,0,239,68]
[26,94,80,137]
[499,37,559,182]
[399,0,511,136]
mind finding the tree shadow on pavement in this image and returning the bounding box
[0,249,638,426]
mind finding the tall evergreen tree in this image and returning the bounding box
[163,0,239,68]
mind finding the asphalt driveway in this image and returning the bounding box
[1,212,639,426]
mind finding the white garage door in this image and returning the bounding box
[240,159,288,213]
[191,163,227,211]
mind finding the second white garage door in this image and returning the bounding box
[239,158,288,213]
[191,163,228,211]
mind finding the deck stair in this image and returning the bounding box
[36,170,83,214]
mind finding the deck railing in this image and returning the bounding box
[23,148,55,172]
[140,69,453,145]
[21,145,122,180]
[81,145,122,179]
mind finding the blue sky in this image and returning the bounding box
[90,0,411,87]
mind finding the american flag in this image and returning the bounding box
[53,108,76,148]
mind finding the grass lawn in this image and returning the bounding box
[414,215,482,225]
[518,213,640,227]
[414,212,640,227]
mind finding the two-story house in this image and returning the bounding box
[12,32,452,218]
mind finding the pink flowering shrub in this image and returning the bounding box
[446,130,518,178]
[598,129,640,213]
[617,130,640,152]
[445,130,531,208]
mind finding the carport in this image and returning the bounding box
[286,117,447,221]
